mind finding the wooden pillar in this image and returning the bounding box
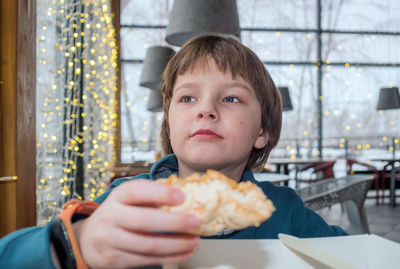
[0,0,36,237]
[111,0,121,165]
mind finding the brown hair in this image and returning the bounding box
[160,35,282,170]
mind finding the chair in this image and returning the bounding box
[295,161,336,186]
[381,162,400,206]
[297,175,373,234]
[346,159,381,205]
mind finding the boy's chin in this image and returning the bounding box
[188,151,219,162]
[190,158,217,168]
[186,156,228,171]
[177,148,244,171]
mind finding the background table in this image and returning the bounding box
[268,158,325,175]
[253,173,290,186]
[268,158,335,188]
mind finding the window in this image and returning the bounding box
[119,0,400,162]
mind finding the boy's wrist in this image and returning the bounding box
[50,199,99,269]
[50,218,77,269]
[50,239,63,269]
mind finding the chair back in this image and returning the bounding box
[346,158,381,205]
[296,160,336,184]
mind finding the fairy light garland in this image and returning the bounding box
[37,0,117,225]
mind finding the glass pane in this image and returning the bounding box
[268,65,318,157]
[238,0,317,28]
[120,28,172,59]
[120,63,163,163]
[323,66,400,138]
[322,34,400,63]
[322,0,400,32]
[121,0,170,25]
[242,31,317,62]
[322,66,400,160]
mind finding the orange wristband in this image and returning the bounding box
[52,199,99,269]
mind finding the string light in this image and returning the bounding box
[36,0,117,225]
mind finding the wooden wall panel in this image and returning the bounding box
[0,0,18,237]
[0,0,36,237]
[16,0,37,231]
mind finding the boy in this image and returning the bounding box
[0,35,346,269]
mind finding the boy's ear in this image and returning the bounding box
[254,128,269,149]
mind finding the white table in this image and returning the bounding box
[254,173,290,186]
[165,234,400,269]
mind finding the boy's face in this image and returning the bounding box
[168,60,269,177]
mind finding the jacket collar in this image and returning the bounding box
[150,154,256,183]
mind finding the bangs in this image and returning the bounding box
[174,37,253,84]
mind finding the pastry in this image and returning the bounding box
[159,170,275,236]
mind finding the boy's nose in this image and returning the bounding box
[196,100,219,120]
[197,112,217,120]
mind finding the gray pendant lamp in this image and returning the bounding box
[140,46,175,89]
[278,87,293,111]
[166,0,240,47]
[147,89,163,112]
[376,87,400,110]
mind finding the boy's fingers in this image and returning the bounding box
[100,249,194,269]
[118,206,200,233]
[113,179,185,206]
[125,251,195,268]
[112,229,200,256]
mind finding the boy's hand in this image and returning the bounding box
[74,179,200,269]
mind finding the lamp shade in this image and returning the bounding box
[278,87,293,111]
[140,46,175,89]
[147,89,163,112]
[166,0,240,46]
[376,87,400,110]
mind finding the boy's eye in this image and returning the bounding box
[223,96,240,103]
[181,96,196,103]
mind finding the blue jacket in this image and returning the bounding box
[0,154,346,268]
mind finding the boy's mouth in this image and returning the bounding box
[191,129,223,139]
